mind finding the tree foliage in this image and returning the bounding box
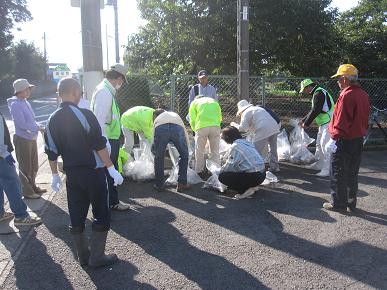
[0,0,32,54]
[125,0,342,77]
[336,0,387,77]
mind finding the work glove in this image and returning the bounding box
[51,173,62,192]
[325,138,337,154]
[230,121,239,128]
[107,165,124,186]
[5,154,15,166]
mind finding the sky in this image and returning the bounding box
[12,0,359,72]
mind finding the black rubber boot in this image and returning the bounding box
[88,230,118,268]
[71,231,90,266]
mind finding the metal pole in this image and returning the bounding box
[106,24,109,68]
[113,0,119,63]
[237,0,249,100]
[80,0,104,100]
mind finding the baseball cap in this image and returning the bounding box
[197,70,208,78]
[331,64,358,79]
[110,63,128,80]
[299,79,315,93]
[13,79,35,94]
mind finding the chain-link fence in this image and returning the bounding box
[116,75,387,142]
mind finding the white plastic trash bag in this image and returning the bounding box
[277,129,291,161]
[166,144,202,185]
[261,171,279,185]
[202,160,227,193]
[289,119,315,164]
[123,143,155,181]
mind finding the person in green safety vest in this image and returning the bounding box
[121,106,155,154]
[299,79,335,177]
[91,64,130,211]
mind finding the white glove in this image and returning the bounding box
[51,173,62,192]
[325,138,337,154]
[230,122,239,128]
[107,165,124,186]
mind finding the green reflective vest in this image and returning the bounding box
[120,106,155,141]
[312,87,335,126]
[91,79,121,140]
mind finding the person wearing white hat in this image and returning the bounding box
[231,100,281,172]
[7,79,46,199]
[91,64,130,211]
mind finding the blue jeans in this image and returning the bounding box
[0,158,28,219]
[153,124,189,187]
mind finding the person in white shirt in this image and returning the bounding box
[231,100,281,172]
[90,64,130,211]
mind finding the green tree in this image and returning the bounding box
[0,0,32,53]
[336,0,387,77]
[125,0,339,76]
[10,40,46,80]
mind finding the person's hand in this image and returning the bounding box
[107,165,124,186]
[51,173,62,192]
[325,138,337,154]
[38,124,45,133]
[5,154,15,166]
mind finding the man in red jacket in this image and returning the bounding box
[323,64,370,212]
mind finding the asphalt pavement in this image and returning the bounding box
[0,149,386,289]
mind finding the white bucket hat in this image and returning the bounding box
[110,63,128,81]
[13,79,35,94]
[236,99,253,116]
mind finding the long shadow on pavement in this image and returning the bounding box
[111,206,269,289]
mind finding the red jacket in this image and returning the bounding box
[329,85,370,140]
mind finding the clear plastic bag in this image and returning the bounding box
[166,144,203,185]
[261,171,279,185]
[202,160,227,192]
[277,129,291,161]
[289,119,315,164]
[122,143,155,181]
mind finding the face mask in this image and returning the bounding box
[115,83,122,90]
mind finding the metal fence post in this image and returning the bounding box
[261,76,266,106]
[170,74,176,111]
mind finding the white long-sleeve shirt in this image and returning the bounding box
[90,79,116,136]
[236,106,280,142]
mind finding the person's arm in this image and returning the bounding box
[238,111,251,132]
[189,102,197,131]
[212,86,218,101]
[221,147,239,172]
[9,102,38,132]
[303,92,325,127]
[330,93,354,140]
[96,147,114,168]
[91,91,112,136]
[188,87,195,106]
[49,160,59,174]
[0,117,11,159]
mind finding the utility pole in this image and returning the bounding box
[237,0,249,100]
[79,0,104,100]
[106,24,109,68]
[106,0,120,63]
[43,32,47,80]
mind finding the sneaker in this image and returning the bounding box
[322,202,347,212]
[111,201,130,211]
[153,184,165,192]
[316,169,329,177]
[0,212,14,223]
[23,193,41,199]
[176,183,190,192]
[14,216,42,226]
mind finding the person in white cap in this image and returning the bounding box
[231,100,281,172]
[91,64,130,211]
[7,79,46,199]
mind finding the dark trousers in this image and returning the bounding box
[66,167,110,232]
[330,137,363,208]
[107,138,120,206]
[219,171,266,194]
[153,124,189,187]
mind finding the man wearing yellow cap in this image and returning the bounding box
[299,79,335,177]
[323,64,370,212]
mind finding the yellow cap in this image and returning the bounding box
[331,64,358,79]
